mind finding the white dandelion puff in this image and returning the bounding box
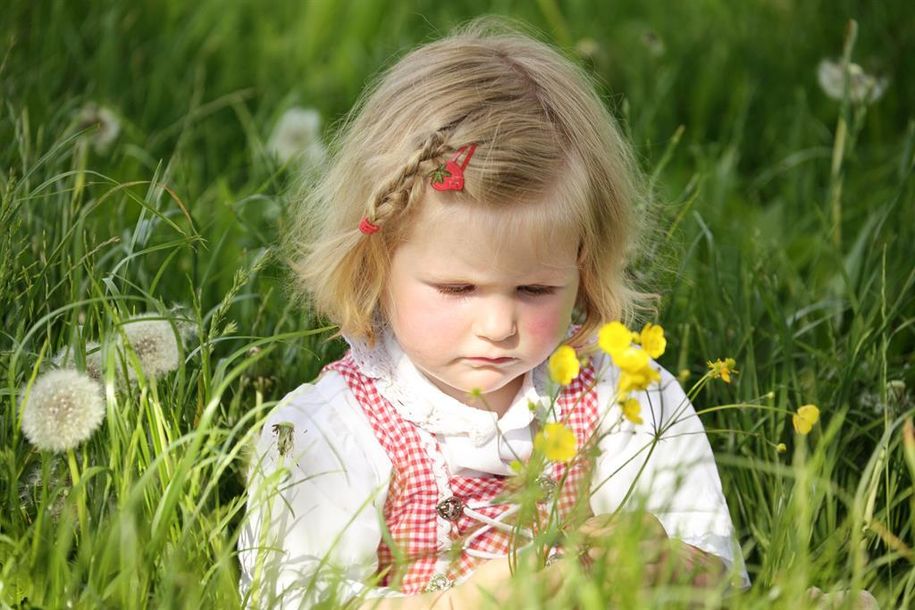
[20,369,106,452]
[817,59,888,104]
[640,30,665,57]
[116,314,182,380]
[53,341,104,380]
[77,102,122,153]
[267,107,327,170]
[574,38,600,60]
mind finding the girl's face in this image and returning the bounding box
[384,193,580,416]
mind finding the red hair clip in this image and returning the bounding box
[430,144,477,192]
[358,217,380,234]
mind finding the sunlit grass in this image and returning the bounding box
[2,0,913,607]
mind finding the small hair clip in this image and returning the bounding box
[430,143,477,192]
[359,216,380,235]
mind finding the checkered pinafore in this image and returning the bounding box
[326,354,600,594]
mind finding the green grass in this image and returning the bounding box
[2,0,914,607]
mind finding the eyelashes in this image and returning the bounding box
[435,284,474,296]
[434,284,557,297]
[517,285,557,296]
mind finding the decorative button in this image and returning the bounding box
[425,573,453,592]
[435,496,464,521]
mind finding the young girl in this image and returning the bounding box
[239,18,747,609]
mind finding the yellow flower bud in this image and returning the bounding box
[707,358,737,383]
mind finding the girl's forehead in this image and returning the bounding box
[398,193,580,276]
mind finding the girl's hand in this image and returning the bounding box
[569,512,726,588]
[355,554,567,609]
[454,552,566,606]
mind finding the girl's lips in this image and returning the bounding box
[466,356,516,364]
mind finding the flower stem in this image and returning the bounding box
[66,448,89,537]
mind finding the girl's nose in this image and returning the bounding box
[473,296,518,342]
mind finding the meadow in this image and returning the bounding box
[1,0,913,607]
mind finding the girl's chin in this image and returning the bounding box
[423,370,521,398]
[456,372,525,397]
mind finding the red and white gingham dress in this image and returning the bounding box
[326,353,600,594]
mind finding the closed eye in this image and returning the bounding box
[519,285,557,296]
[435,284,475,295]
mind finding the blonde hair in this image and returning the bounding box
[286,17,649,346]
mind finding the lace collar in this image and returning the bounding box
[344,327,552,447]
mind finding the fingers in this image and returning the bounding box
[561,512,725,588]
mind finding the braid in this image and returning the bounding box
[366,131,452,228]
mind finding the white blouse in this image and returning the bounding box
[238,332,748,608]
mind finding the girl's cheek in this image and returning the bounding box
[396,288,461,331]
[523,301,572,343]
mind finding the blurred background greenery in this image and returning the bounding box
[2,0,913,607]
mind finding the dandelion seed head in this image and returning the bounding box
[77,103,121,153]
[575,38,600,60]
[268,107,327,169]
[20,369,105,452]
[887,380,908,407]
[53,341,104,380]
[640,30,665,57]
[118,315,181,380]
[817,59,888,104]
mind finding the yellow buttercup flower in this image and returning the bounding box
[620,398,644,425]
[776,443,787,453]
[598,321,632,357]
[548,345,580,386]
[612,346,650,374]
[639,323,667,359]
[792,404,821,435]
[534,422,578,463]
[707,358,737,383]
[618,367,661,393]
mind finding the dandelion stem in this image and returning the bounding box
[66,448,89,536]
[829,19,858,248]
